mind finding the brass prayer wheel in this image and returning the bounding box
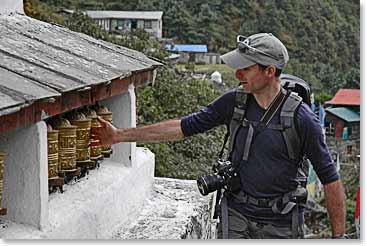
[0,152,4,180]
[47,128,59,179]
[81,107,103,161]
[50,118,77,171]
[95,105,113,123]
[0,182,2,208]
[94,105,113,157]
[67,111,92,163]
[0,152,5,207]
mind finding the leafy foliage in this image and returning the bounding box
[38,0,359,95]
[24,0,64,24]
[136,67,225,179]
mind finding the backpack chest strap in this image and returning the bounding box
[241,119,285,131]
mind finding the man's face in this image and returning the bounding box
[235,64,269,93]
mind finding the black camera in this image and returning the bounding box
[196,160,241,196]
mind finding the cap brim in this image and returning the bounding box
[220,49,256,70]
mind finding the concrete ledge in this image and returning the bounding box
[112,177,216,239]
[0,147,155,239]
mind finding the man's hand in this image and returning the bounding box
[92,116,119,146]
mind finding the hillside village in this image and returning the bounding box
[0,0,360,240]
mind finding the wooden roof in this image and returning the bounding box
[0,14,161,133]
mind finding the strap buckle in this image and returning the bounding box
[257,198,270,207]
[241,118,251,127]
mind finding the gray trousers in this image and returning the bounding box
[217,207,302,239]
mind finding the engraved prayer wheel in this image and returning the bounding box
[94,105,113,157]
[67,111,92,163]
[90,139,102,159]
[47,126,59,179]
[0,152,5,208]
[50,118,77,171]
[81,107,103,161]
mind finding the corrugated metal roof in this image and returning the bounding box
[325,89,360,106]
[166,44,208,53]
[326,107,360,122]
[0,14,161,117]
[85,11,163,20]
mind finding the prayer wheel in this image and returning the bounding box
[81,107,103,162]
[0,152,4,208]
[94,105,113,157]
[67,111,92,163]
[50,118,77,171]
[47,125,59,179]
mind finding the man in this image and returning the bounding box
[94,33,346,239]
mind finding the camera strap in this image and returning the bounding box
[221,194,229,239]
[241,89,289,161]
[218,125,230,160]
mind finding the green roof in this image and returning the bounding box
[326,107,360,122]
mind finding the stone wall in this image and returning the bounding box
[326,137,360,164]
[112,177,217,239]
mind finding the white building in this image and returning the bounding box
[86,11,163,39]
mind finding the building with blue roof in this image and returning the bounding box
[325,107,359,140]
[165,44,220,64]
[166,44,208,53]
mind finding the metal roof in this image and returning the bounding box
[326,107,360,122]
[85,11,163,20]
[166,44,208,53]
[0,13,161,117]
[325,89,360,106]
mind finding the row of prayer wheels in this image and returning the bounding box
[0,152,4,208]
[47,105,113,179]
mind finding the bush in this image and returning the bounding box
[136,67,227,179]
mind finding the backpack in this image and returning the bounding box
[227,73,311,162]
[280,73,312,106]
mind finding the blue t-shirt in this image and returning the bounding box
[181,89,339,225]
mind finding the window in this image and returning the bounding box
[117,19,124,30]
[104,20,109,31]
[347,145,353,155]
[144,20,152,29]
[325,121,335,135]
[352,124,360,137]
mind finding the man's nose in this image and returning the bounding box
[235,69,245,80]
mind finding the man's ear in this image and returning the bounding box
[266,65,276,77]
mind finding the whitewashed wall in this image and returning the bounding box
[1,0,24,15]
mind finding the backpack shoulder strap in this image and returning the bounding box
[280,91,303,161]
[228,87,250,156]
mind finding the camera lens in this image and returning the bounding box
[197,175,224,196]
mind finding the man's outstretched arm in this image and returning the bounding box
[323,179,346,237]
[93,117,185,145]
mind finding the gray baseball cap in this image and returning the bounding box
[221,33,289,70]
